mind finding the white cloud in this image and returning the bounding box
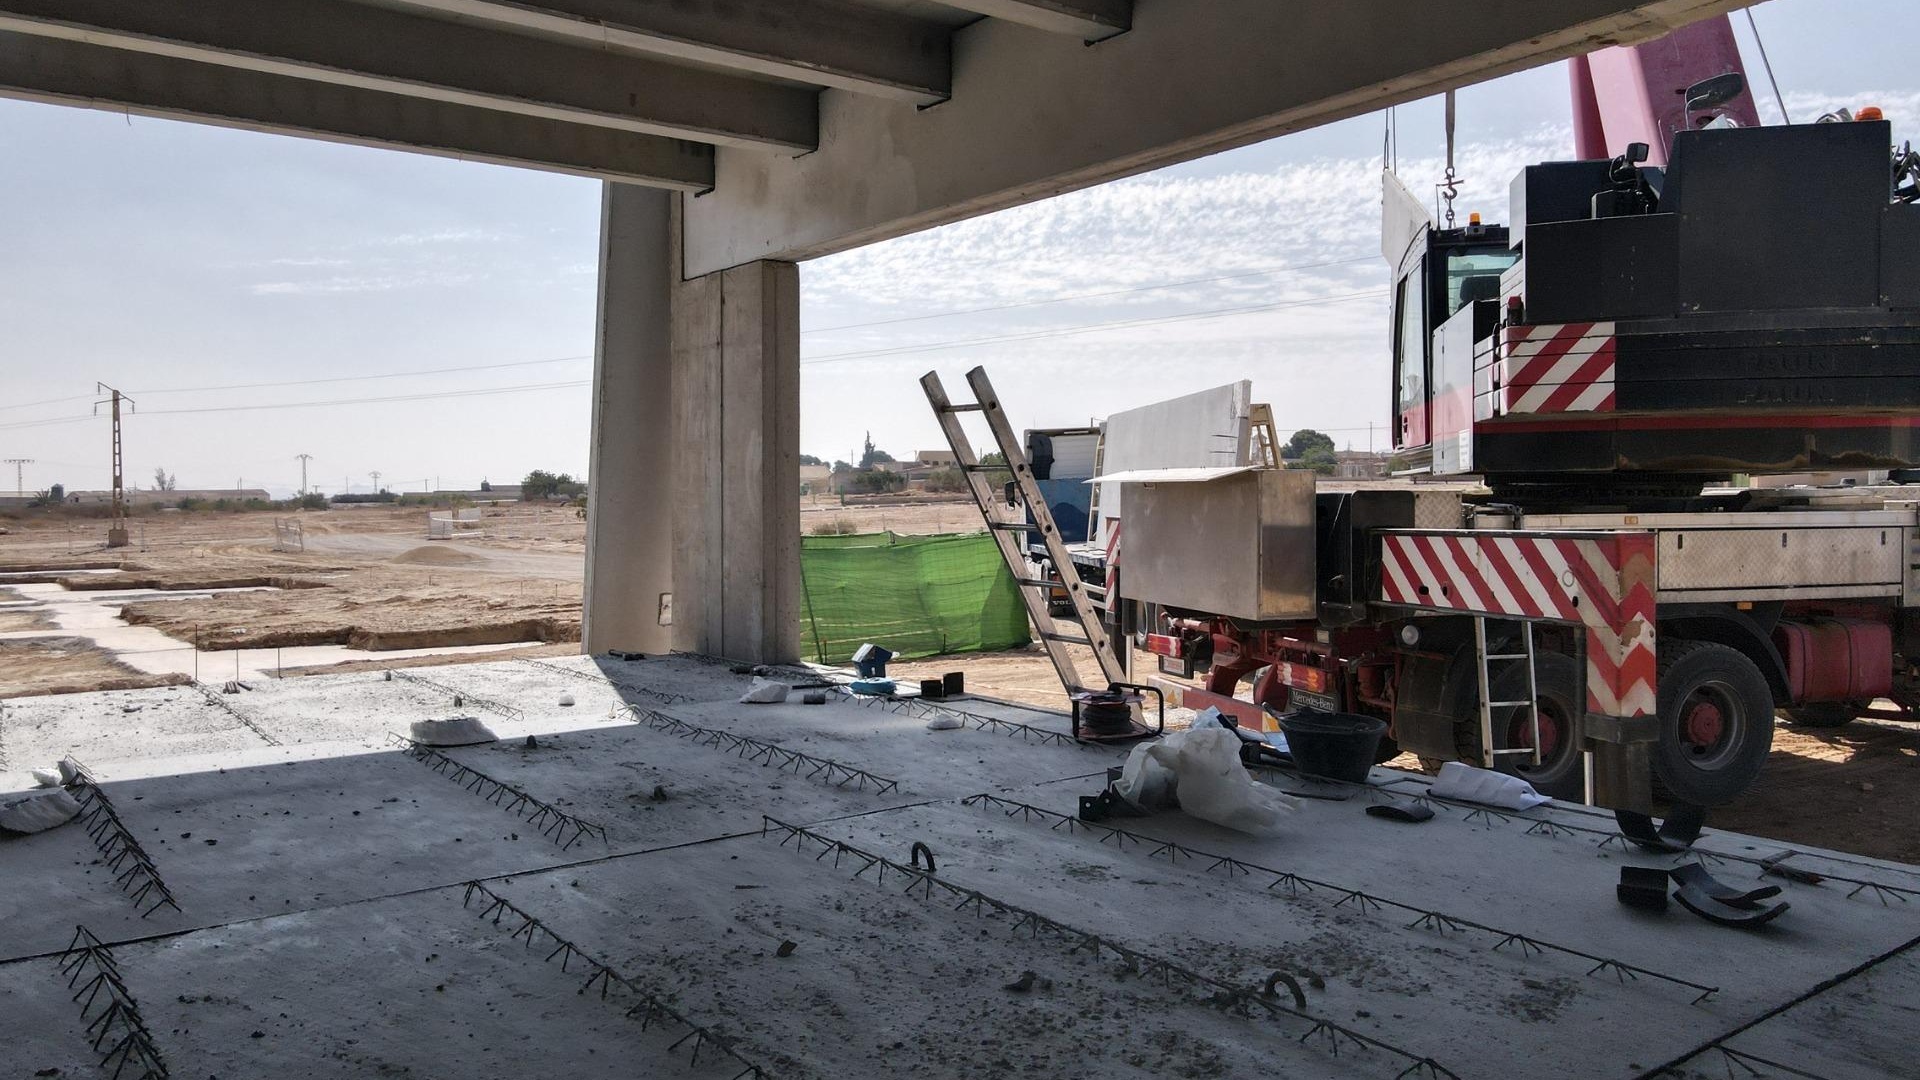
[249,271,480,295]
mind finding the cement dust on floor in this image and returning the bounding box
[4,654,1920,1078]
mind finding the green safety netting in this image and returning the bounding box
[799,531,1031,664]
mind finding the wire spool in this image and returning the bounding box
[1075,690,1138,738]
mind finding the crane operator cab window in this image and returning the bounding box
[1394,239,1517,454]
[1394,256,1428,448]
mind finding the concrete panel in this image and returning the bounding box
[0,31,715,189]
[1093,380,1251,548]
[683,0,1741,274]
[585,184,675,655]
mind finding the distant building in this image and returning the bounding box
[0,490,38,509]
[914,450,957,467]
[799,464,831,491]
[1332,451,1391,479]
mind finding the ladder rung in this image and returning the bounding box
[1485,653,1531,661]
[987,520,1037,531]
[1013,576,1067,589]
[1487,700,1534,709]
[938,403,985,413]
[959,463,1003,472]
[1490,748,1539,757]
[1041,631,1094,646]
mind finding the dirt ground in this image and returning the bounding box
[0,637,191,698]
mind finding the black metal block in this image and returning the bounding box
[1671,122,1889,312]
[1509,160,1614,249]
[1522,214,1678,324]
[1884,202,1920,308]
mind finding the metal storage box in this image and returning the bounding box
[1114,467,1316,622]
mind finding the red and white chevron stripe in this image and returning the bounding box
[1379,531,1656,718]
[1487,322,1617,415]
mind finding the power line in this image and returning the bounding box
[128,353,590,395]
[0,392,96,414]
[804,254,1377,334]
[801,289,1385,366]
[0,378,592,429]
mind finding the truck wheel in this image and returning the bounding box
[1781,703,1855,729]
[1653,641,1775,806]
[1486,652,1585,800]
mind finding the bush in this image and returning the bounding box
[848,469,906,494]
[330,491,398,504]
[810,517,859,535]
[923,468,970,493]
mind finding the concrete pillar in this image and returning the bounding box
[584,185,800,664]
[583,183,675,655]
[671,235,801,664]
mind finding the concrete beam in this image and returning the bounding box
[0,32,714,189]
[939,0,1130,40]
[0,0,817,150]
[584,184,675,656]
[683,0,1742,275]
[395,0,953,105]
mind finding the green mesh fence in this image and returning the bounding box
[798,531,1031,664]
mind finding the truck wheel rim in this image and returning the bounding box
[1679,682,1742,769]
[1507,700,1565,762]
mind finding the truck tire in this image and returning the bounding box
[1485,651,1585,801]
[1653,641,1775,806]
[1781,703,1855,729]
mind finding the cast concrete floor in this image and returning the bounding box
[3,654,1918,1079]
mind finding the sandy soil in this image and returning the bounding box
[0,638,192,699]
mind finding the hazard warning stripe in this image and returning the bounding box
[1379,530,1656,717]
[1483,322,1618,416]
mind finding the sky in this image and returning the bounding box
[1,0,1916,496]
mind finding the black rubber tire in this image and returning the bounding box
[1653,640,1775,806]
[1485,651,1586,801]
[1781,702,1856,729]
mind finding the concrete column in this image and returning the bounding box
[671,231,801,663]
[583,183,674,654]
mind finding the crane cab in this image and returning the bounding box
[1389,219,1514,472]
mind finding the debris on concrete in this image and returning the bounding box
[407,716,497,747]
[924,714,963,731]
[0,788,81,833]
[738,676,791,704]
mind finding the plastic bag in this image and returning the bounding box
[1426,761,1550,810]
[1114,741,1177,809]
[1145,727,1299,836]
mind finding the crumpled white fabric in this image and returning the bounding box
[1426,761,1550,810]
[1143,727,1299,837]
[739,677,791,704]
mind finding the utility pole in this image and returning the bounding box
[3,458,32,497]
[94,384,133,548]
[294,454,313,495]
[369,470,382,494]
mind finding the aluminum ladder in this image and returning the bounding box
[921,366,1126,695]
[1473,616,1543,769]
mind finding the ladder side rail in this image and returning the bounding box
[921,371,1094,694]
[964,367,1127,686]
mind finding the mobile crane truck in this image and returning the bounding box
[1109,16,1920,814]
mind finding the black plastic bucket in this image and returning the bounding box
[1279,711,1388,784]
